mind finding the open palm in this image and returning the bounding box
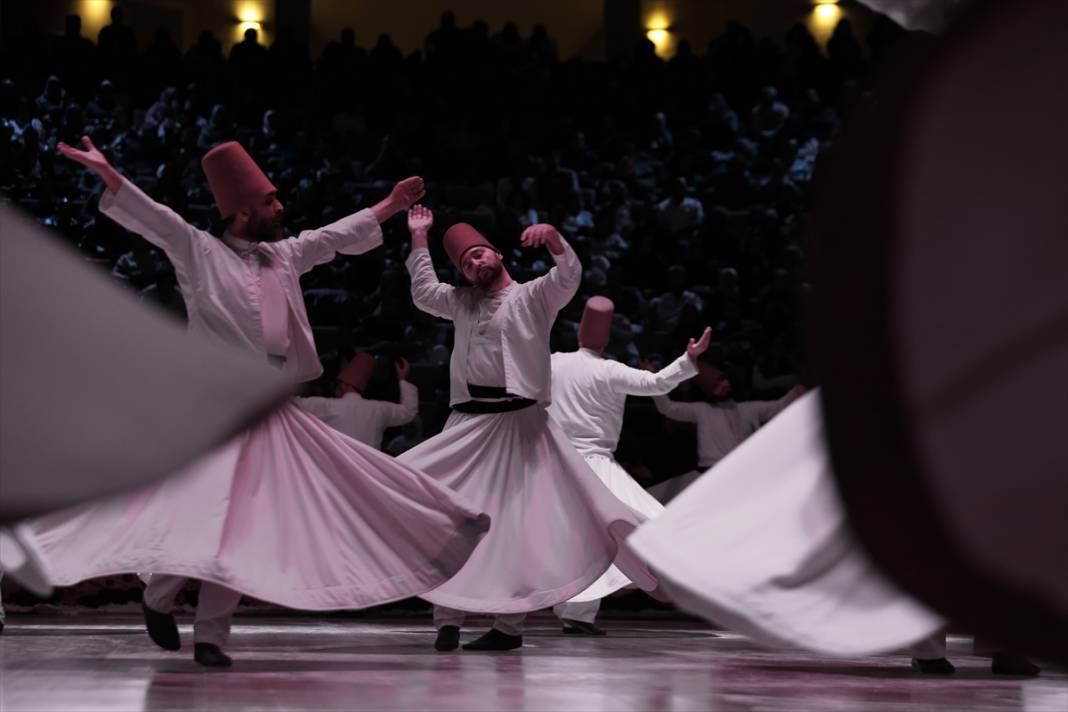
[687,327,713,359]
[407,204,433,233]
[57,135,109,172]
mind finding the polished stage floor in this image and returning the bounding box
[1,614,1064,712]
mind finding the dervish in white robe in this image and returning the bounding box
[546,296,709,633]
[297,353,419,449]
[26,139,488,667]
[397,207,658,652]
[648,365,803,503]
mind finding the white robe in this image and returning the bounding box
[297,381,418,449]
[24,180,490,613]
[627,390,944,655]
[400,241,659,615]
[649,389,800,503]
[547,349,696,603]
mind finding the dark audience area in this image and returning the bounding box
[0,8,909,487]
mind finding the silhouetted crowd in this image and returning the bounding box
[1,8,911,493]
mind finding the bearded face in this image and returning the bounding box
[460,246,504,290]
[244,192,286,242]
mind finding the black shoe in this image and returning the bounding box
[142,602,181,651]
[194,643,233,668]
[434,625,460,652]
[561,619,606,636]
[0,620,4,635]
[911,657,956,674]
[991,653,1040,676]
[462,629,523,651]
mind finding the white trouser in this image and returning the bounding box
[143,574,241,647]
[552,599,601,625]
[433,605,527,636]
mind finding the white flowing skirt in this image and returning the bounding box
[647,469,703,505]
[567,454,665,603]
[400,405,659,613]
[627,391,944,655]
[28,402,490,610]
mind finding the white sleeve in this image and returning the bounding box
[405,248,460,320]
[294,396,336,420]
[378,381,419,427]
[278,208,383,274]
[653,394,705,424]
[606,353,699,397]
[99,178,201,280]
[526,238,581,315]
[741,388,803,425]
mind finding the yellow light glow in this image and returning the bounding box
[646,29,676,59]
[808,1,844,47]
[78,0,114,40]
[645,11,671,31]
[814,3,842,23]
[236,1,264,23]
[238,21,263,34]
[646,29,669,44]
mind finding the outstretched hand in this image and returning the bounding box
[390,176,426,211]
[57,136,121,191]
[687,326,713,360]
[57,135,108,170]
[519,224,564,254]
[395,356,411,381]
[407,204,433,234]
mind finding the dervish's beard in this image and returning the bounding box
[248,214,285,242]
[472,262,502,289]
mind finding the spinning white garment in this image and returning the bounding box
[20,177,490,611]
[627,390,944,655]
[566,454,665,603]
[30,402,490,610]
[400,406,658,613]
[0,205,291,523]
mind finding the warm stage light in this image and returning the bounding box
[814,3,842,24]
[77,0,113,40]
[644,9,674,59]
[647,29,669,46]
[808,1,844,45]
[646,11,671,32]
[236,1,265,23]
[234,1,267,44]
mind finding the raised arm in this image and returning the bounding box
[58,136,197,274]
[652,394,705,424]
[744,383,807,424]
[283,176,426,274]
[404,204,460,319]
[522,224,581,314]
[609,327,711,396]
[379,359,419,427]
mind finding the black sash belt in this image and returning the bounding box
[454,384,536,414]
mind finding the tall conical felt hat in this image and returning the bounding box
[443,223,495,269]
[201,141,276,219]
[338,353,375,392]
[578,296,614,351]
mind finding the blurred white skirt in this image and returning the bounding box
[627,390,944,656]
